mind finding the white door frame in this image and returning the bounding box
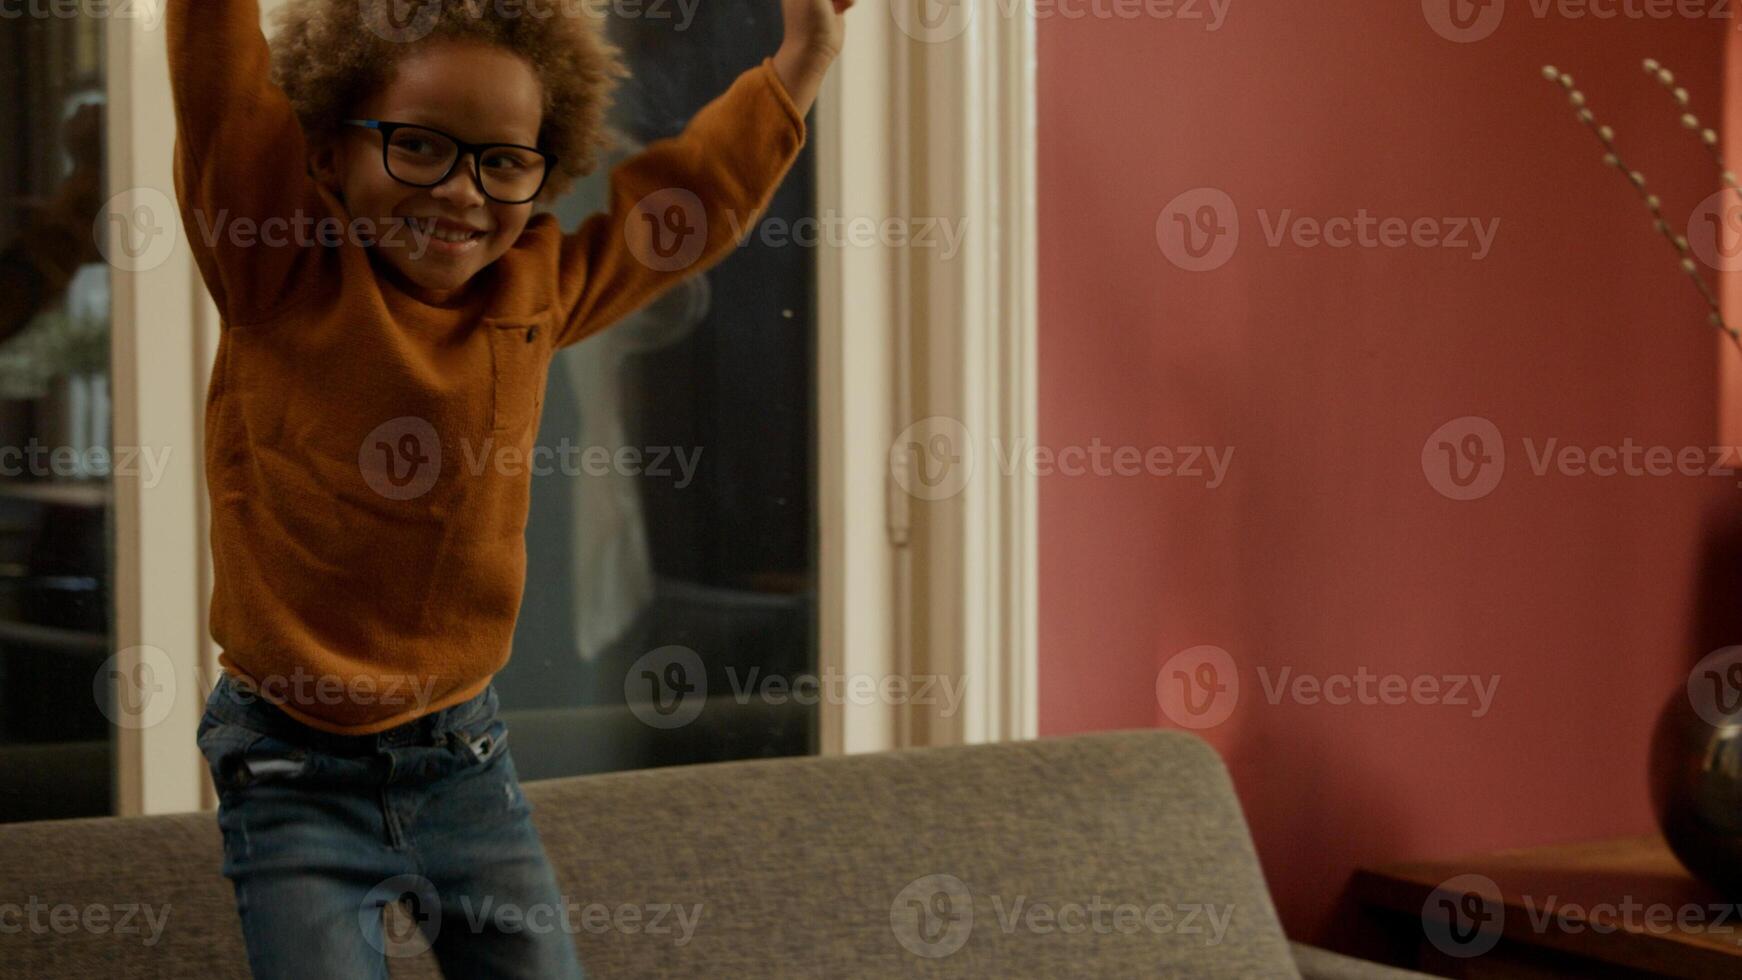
[109,1,213,816]
[111,2,1039,812]
[816,7,1039,752]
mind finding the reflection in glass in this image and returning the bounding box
[0,13,115,823]
[495,3,820,777]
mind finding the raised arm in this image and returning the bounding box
[550,58,807,349]
[167,0,331,324]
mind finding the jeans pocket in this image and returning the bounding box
[198,721,317,795]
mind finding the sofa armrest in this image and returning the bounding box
[1290,942,1439,980]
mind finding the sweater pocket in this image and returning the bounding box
[486,310,554,435]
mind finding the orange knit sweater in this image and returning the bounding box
[167,1,806,733]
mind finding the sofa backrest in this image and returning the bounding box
[0,729,1300,978]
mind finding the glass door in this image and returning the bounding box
[0,12,115,823]
[494,2,820,778]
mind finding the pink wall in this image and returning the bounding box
[1038,0,1736,947]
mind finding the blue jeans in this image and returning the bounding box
[196,672,586,980]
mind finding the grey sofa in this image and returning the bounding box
[0,730,1429,978]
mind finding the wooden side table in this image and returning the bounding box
[1354,836,1742,979]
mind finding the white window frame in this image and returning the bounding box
[817,11,1038,752]
[110,3,1038,813]
[109,1,213,816]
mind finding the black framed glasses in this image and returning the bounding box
[341,119,558,205]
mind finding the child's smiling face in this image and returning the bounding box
[317,39,546,303]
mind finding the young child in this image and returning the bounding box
[168,0,849,976]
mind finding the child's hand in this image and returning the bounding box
[774,0,851,115]
[782,0,852,60]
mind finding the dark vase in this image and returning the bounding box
[1649,678,1742,898]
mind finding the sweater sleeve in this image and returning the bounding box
[551,57,807,349]
[167,0,331,325]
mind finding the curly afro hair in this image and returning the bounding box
[267,0,628,205]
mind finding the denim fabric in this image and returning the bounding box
[195,672,586,980]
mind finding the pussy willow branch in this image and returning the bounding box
[1543,61,1742,356]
